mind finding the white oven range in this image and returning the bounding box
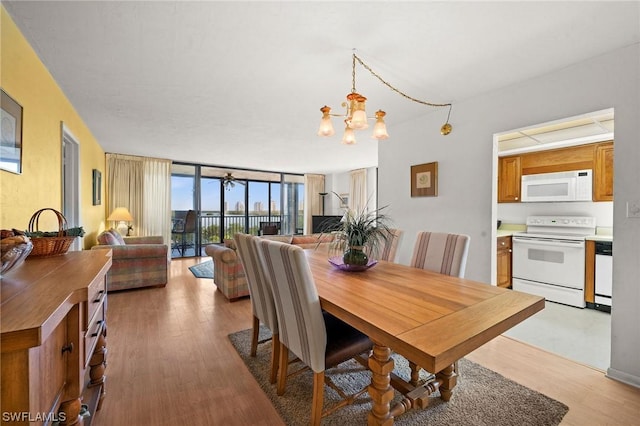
[512,216,596,308]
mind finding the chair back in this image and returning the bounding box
[259,221,280,235]
[410,231,470,278]
[234,234,278,333]
[378,228,403,262]
[257,239,327,373]
[184,210,197,233]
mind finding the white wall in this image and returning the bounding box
[378,44,640,387]
[325,166,378,215]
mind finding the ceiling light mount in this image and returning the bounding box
[318,52,453,144]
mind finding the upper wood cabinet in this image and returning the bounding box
[498,156,521,202]
[594,142,614,201]
[498,141,614,203]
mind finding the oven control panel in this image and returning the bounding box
[526,216,596,228]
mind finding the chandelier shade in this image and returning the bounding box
[318,52,452,144]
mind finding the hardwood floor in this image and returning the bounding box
[94,258,640,425]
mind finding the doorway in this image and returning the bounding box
[492,108,614,371]
[61,123,81,251]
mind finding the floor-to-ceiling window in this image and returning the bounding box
[171,163,305,258]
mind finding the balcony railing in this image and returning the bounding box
[171,210,303,256]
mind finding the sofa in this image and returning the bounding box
[91,229,169,291]
[204,234,335,301]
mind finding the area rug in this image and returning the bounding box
[229,327,568,425]
[188,259,213,279]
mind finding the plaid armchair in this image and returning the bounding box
[92,229,168,291]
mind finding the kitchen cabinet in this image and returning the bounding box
[594,141,614,201]
[585,240,596,303]
[498,156,521,202]
[497,235,512,288]
[1,251,111,425]
[498,141,614,203]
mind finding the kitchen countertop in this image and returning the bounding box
[585,234,613,242]
[497,223,526,237]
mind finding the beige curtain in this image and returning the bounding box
[303,174,325,234]
[106,154,171,248]
[142,158,172,248]
[107,154,143,233]
[349,168,367,212]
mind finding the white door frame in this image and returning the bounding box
[61,123,82,251]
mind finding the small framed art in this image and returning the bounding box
[0,89,23,174]
[92,169,102,205]
[339,193,349,208]
[411,161,438,197]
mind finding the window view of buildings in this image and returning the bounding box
[170,163,304,257]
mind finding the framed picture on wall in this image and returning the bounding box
[411,161,438,197]
[339,193,349,208]
[0,89,23,174]
[92,169,102,205]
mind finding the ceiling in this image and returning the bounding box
[4,1,639,174]
[498,108,615,155]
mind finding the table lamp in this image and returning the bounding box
[107,207,134,236]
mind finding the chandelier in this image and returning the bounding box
[318,53,453,144]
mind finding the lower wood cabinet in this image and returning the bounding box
[1,251,112,425]
[497,236,512,289]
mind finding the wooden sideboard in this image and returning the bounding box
[1,250,112,425]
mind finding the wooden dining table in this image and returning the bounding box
[304,249,545,425]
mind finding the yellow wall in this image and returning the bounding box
[0,7,106,248]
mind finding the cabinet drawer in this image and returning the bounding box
[84,302,105,367]
[87,278,106,328]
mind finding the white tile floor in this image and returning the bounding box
[503,301,611,371]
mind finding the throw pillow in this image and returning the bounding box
[224,239,237,250]
[97,229,121,246]
[109,229,126,245]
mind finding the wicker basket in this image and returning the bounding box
[27,208,76,257]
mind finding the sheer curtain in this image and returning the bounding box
[106,154,171,248]
[349,168,367,212]
[142,158,172,247]
[303,174,325,234]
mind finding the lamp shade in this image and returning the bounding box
[107,207,134,222]
[372,110,389,140]
[342,127,356,145]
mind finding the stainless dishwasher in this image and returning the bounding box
[594,240,613,312]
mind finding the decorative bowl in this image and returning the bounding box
[1,240,33,277]
[328,256,378,272]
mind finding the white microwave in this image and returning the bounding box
[521,169,592,202]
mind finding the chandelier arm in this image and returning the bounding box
[353,54,451,108]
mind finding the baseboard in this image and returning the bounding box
[606,367,640,388]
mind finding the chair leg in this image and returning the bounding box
[311,371,325,426]
[250,316,259,357]
[269,332,280,384]
[277,343,289,396]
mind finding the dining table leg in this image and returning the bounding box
[436,363,457,401]
[367,341,395,425]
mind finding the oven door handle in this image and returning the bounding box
[512,236,585,248]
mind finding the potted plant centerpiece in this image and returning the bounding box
[327,194,393,268]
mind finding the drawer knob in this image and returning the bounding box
[91,321,104,337]
[61,342,74,354]
[93,290,105,303]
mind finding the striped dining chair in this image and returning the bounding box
[410,231,470,278]
[408,231,470,384]
[377,228,403,263]
[256,238,372,425]
[234,233,280,384]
